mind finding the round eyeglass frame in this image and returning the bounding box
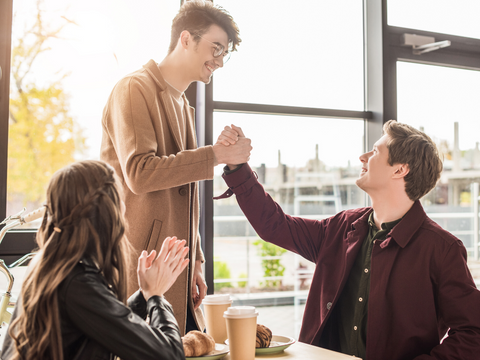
[196,34,231,63]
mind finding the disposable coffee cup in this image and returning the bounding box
[203,294,233,343]
[224,306,258,360]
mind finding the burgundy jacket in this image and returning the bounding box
[220,164,480,360]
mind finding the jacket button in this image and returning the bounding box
[179,188,187,196]
[326,302,332,310]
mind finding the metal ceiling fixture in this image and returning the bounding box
[402,33,451,55]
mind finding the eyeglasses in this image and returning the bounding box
[196,34,231,63]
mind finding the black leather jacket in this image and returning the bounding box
[1,259,185,360]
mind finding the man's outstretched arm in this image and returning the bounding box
[220,162,328,264]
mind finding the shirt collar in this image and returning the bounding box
[388,200,427,248]
[164,78,183,100]
[367,211,402,232]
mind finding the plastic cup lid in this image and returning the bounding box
[202,294,233,305]
[223,306,259,318]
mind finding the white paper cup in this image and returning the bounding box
[224,306,258,360]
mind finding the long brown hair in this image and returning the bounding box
[8,160,131,360]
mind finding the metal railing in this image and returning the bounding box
[214,182,480,291]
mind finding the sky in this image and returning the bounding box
[10,0,480,173]
[397,62,480,151]
[11,0,179,160]
[388,0,480,39]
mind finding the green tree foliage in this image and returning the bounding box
[237,272,247,288]
[253,239,287,288]
[214,260,233,292]
[8,1,85,207]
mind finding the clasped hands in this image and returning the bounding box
[137,236,189,300]
[212,124,252,168]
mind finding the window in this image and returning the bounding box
[388,0,480,39]
[212,113,365,336]
[7,0,178,219]
[213,0,364,110]
[209,0,367,336]
[3,0,478,339]
[397,61,480,257]
[384,0,480,280]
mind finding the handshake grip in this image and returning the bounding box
[230,137,252,163]
[214,137,252,166]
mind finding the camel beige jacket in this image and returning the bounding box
[100,59,215,335]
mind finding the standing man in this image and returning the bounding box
[100,0,251,335]
[216,121,480,359]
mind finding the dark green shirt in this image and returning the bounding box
[336,212,401,359]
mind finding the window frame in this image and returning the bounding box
[189,0,382,293]
[382,8,480,261]
[383,25,480,122]
[2,0,479,276]
[0,0,13,224]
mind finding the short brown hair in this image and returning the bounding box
[383,120,443,201]
[169,0,241,54]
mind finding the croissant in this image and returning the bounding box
[256,324,273,348]
[182,330,216,357]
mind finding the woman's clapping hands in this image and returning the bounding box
[137,236,189,300]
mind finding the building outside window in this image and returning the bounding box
[387,0,480,288]
[210,0,366,336]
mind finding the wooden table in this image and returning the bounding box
[222,341,361,359]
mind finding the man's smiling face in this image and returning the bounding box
[190,24,229,84]
[356,134,396,194]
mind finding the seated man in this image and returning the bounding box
[215,121,480,360]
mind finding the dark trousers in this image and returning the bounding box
[186,305,200,333]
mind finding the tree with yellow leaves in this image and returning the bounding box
[8,2,86,211]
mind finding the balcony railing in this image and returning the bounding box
[214,183,480,295]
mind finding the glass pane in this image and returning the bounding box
[213,0,364,111]
[388,0,480,39]
[397,61,480,269]
[7,0,179,224]
[213,113,365,337]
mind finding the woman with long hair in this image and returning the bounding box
[1,160,188,360]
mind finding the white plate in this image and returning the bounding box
[225,335,296,355]
[255,335,296,355]
[185,343,229,360]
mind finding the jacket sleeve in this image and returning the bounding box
[413,240,480,359]
[221,163,328,264]
[63,272,185,360]
[127,290,148,319]
[102,75,215,195]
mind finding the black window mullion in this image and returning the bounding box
[213,101,372,120]
[0,0,13,222]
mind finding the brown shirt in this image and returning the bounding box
[163,76,186,141]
